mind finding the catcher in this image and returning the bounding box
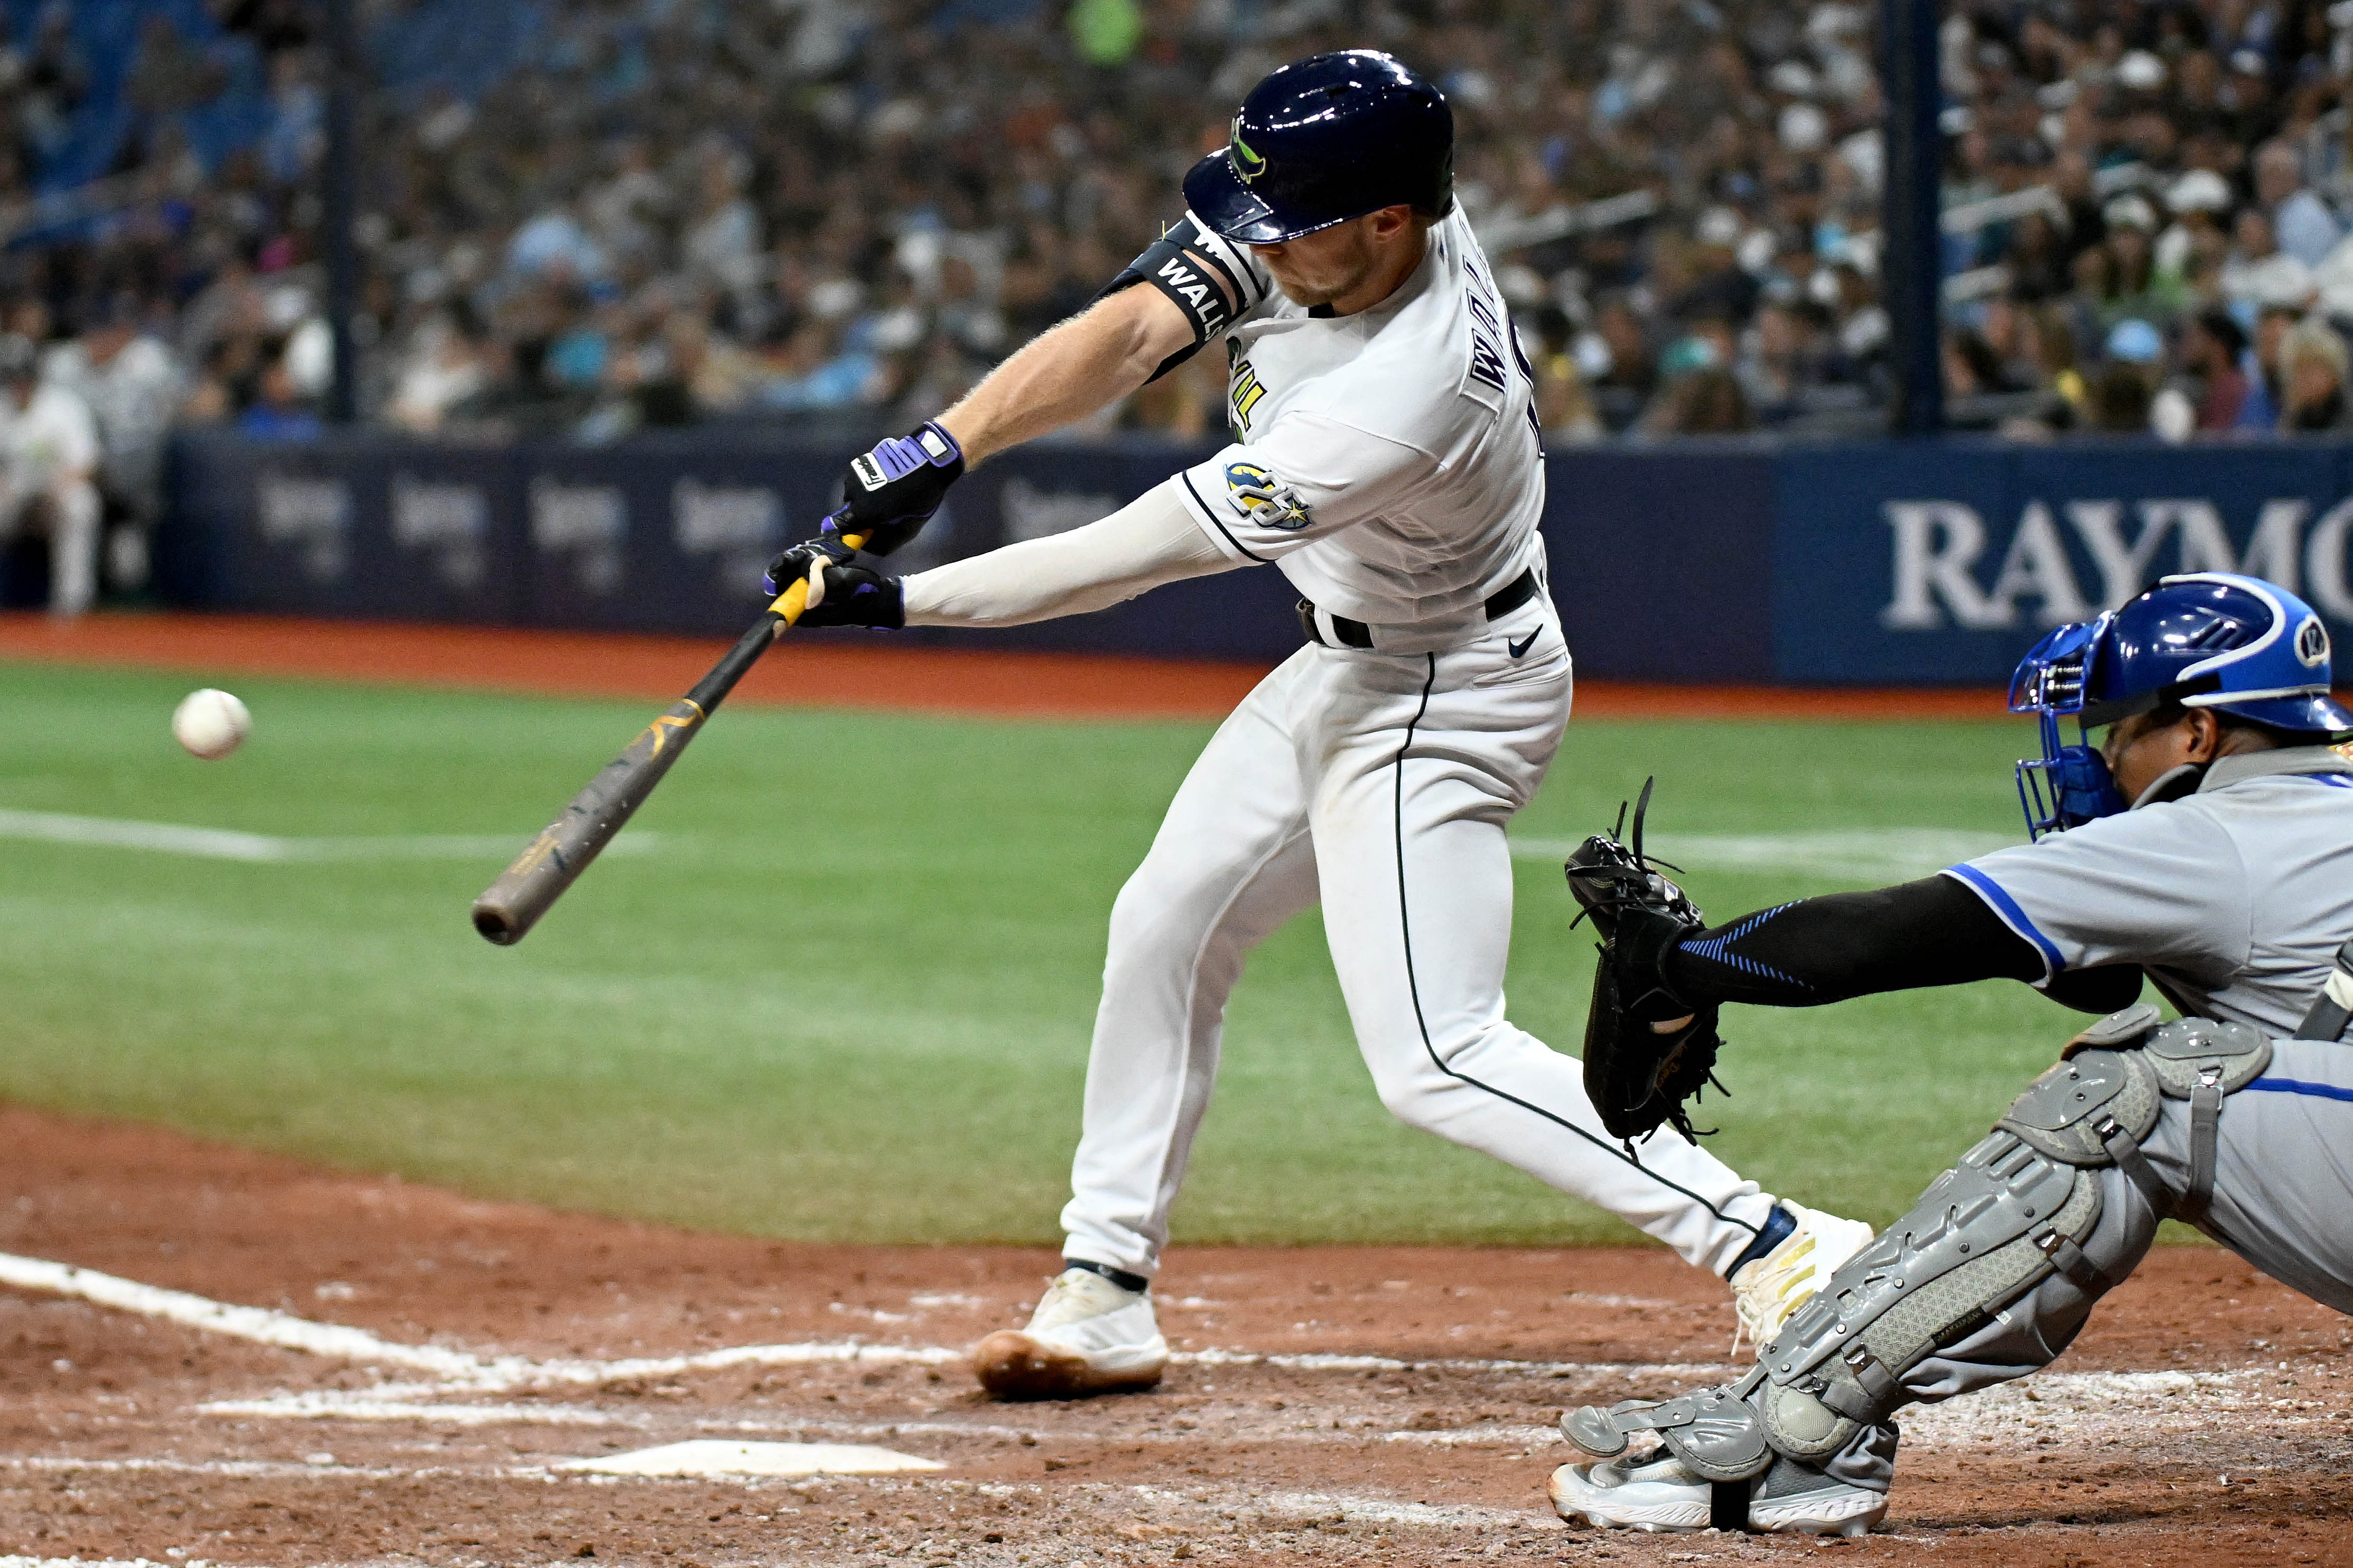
[1552,572,2353,1533]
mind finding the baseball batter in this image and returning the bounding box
[1551,573,2353,1534]
[767,51,1869,1400]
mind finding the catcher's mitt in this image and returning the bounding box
[1563,779,1728,1146]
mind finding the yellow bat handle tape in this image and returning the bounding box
[766,530,872,629]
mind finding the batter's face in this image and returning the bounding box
[1250,207,1423,314]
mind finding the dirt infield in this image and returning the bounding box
[3,1106,2349,1567]
[0,612,2021,721]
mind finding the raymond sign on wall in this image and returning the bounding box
[1772,442,2353,684]
[167,431,2353,684]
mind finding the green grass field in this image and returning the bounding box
[0,659,2114,1247]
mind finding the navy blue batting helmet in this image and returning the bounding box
[2009,572,2353,836]
[1182,51,1454,245]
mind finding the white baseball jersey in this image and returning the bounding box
[0,382,100,498]
[1160,208,1547,627]
[1052,207,1787,1286]
[904,197,1796,1292]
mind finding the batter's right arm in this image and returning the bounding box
[900,481,1234,628]
[936,284,1198,464]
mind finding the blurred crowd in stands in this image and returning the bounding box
[10,0,2353,607]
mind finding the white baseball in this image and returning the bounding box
[172,688,251,760]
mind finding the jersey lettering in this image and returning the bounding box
[1508,323,1544,454]
[1467,329,1509,396]
[1153,254,1229,339]
[1462,264,1510,397]
[1229,350,1268,431]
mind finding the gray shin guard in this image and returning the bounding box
[1561,1008,2272,1480]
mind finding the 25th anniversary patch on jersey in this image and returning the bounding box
[1224,462,1312,530]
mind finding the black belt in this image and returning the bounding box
[1296,568,1540,649]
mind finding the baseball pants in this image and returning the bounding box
[1058,597,1781,1280]
[1822,1034,2353,1492]
[0,480,100,616]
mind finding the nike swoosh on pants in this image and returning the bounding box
[1507,628,1540,658]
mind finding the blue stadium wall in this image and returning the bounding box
[158,432,2353,685]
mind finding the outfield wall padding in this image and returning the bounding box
[160,431,2353,684]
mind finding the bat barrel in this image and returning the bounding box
[470,560,822,947]
[470,697,708,945]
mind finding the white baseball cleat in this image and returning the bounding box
[971,1266,1169,1399]
[1730,1200,1876,1351]
[1548,1451,1887,1536]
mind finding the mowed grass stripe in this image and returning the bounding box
[0,660,2076,1243]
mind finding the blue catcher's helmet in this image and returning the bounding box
[1182,51,1454,245]
[2009,572,2353,838]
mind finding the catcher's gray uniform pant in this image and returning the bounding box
[1826,1037,2353,1491]
[1058,605,1781,1280]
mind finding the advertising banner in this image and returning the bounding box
[1543,444,1776,682]
[1774,441,2353,684]
[168,435,529,623]
[164,432,2353,686]
[514,442,846,634]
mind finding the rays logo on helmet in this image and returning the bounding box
[1229,117,1266,184]
[2296,614,2331,668]
[1224,462,1311,529]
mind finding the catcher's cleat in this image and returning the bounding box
[971,1266,1168,1399]
[1729,1200,1876,1352]
[1548,1451,1885,1536]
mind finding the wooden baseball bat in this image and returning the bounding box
[470,531,864,946]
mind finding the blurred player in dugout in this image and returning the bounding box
[0,332,101,619]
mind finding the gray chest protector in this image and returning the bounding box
[1562,1006,2272,1487]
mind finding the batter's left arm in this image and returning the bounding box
[937,284,1199,464]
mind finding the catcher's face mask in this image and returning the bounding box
[2009,618,2127,841]
[2011,572,2352,840]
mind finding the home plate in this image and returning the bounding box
[561,1440,945,1478]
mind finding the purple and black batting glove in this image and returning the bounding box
[761,537,905,629]
[821,419,965,558]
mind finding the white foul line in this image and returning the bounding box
[0,808,658,863]
[1510,826,2015,882]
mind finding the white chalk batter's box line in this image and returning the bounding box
[0,1479,1572,1553]
[0,1246,1724,1389]
[0,1248,2281,1459]
[0,1463,1566,1535]
[188,1389,1588,1451]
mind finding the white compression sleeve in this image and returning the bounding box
[901,477,1238,628]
